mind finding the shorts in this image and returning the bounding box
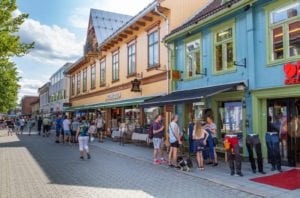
[97,128,103,133]
[78,136,89,152]
[64,130,70,136]
[170,141,179,148]
[153,138,163,149]
[194,139,205,152]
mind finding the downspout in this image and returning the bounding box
[154,5,170,94]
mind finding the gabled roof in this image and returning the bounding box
[166,0,243,40]
[90,9,132,44]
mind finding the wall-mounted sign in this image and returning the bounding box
[106,93,121,101]
[284,61,300,85]
[171,70,181,81]
[165,104,174,112]
[131,79,141,92]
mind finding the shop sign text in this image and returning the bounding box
[284,61,300,85]
[106,93,121,101]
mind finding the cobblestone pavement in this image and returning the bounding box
[0,130,293,198]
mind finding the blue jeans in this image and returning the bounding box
[265,133,281,170]
[203,129,215,160]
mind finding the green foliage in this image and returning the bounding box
[0,0,34,113]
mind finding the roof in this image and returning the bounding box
[90,9,132,44]
[166,0,242,39]
[50,62,73,79]
[141,82,244,107]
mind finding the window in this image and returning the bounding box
[213,22,235,73]
[76,72,81,94]
[148,30,159,67]
[100,59,106,86]
[268,2,300,62]
[71,75,75,96]
[185,35,201,78]
[90,64,96,89]
[83,68,87,92]
[112,52,119,81]
[128,43,136,75]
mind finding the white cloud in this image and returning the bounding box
[19,17,83,66]
[69,0,154,29]
[18,78,45,101]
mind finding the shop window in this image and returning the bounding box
[100,59,106,86]
[148,30,159,67]
[112,52,119,81]
[213,21,235,73]
[268,2,300,63]
[219,101,243,134]
[185,34,201,79]
[83,68,87,92]
[77,72,81,94]
[144,107,163,126]
[125,108,141,129]
[71,75,75,96]
[128,42,136,75]
[90,64,96,89]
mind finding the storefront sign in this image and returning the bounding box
[284,61,300,85]
[171,70,181,81]
[106,93,121,101]
[165,104,174,112]
[63,102,72,107]
[131,79,141,92]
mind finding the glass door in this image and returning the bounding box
[288,99,300,167]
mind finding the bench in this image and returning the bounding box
[215,146,228,162]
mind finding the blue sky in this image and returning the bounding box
[15,0,153,101]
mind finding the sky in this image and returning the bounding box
[14,0,153,102]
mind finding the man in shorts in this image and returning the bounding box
[63,116,71,144]
[152,114,167,165]
[96,115,105,142]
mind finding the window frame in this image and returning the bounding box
[112,51,119,82]
[265,0,300,65]
[127,41,137,76]
[147,29,160,68]
[100,58,106,87]
[82,68,87,92]
[90,64,96,90]
[71,75,75,96]
[212,19,236,75]
[184,33,202,80]
[76,72,81,95]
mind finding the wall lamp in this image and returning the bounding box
[234,58,247,68]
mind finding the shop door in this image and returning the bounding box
[267,99,300,167]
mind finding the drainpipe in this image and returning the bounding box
[154,5,170,94]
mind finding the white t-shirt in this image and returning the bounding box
[96,118,104,128]
[63,119,71,131]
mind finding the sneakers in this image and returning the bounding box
[160,158,168,164]
[87,153,91,159]
[153,159,160,165]
[80,156,84,160]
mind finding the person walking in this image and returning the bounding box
[152,114,167,165]
[71,117,80,144]
[88,121,96,142]
[37,117,43,136]
[193,121,208,170]
[76,117,91,160]
[168,114,182,167]
[55,115,63,143]
[63,116,71,144]
[42,117,50,137]
[203,115,218,166]
[6,119,14,136]
[20,117,25,135]
[28,118,35,136]
[96,114,105,143]
[15,118,20,135]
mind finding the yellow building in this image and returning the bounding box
[65,0,209,130]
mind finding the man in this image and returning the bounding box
[152,114,167,165]
[63,116,71,144]
[19,117,25,135]
[42,117,50,137]
[55,115,63,143]
[71,117,80,144]
[96,114,105,142]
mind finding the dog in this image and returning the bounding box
[177,156,193,172]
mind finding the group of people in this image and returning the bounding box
[150,114,237,174]
[4,117,35,136]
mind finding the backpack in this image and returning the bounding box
[148,123,154,139]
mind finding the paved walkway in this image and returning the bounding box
[90,138,300,198]
[0,130,299,198]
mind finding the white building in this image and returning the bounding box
[38,82,50,115]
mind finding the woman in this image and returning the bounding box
[76,117,91,160]
[204,115,218,166]
[193,121,208,170]
[168,114,182,167]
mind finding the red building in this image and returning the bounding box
[21,96,39,116]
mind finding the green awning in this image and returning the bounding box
[63,95,161,112]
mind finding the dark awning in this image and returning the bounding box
[142,82,245,107]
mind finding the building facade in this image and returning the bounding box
[49,63,72,114]
[65,0,210,130]
[21,96,39,116]
[38,82,50,115]
[145,0,300,167]
[31,99,40,117]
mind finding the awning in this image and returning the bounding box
[63,95,162,112]
[142,82,245,107]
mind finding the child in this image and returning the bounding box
[193,121,208,170]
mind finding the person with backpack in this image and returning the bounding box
[168,114,182,167]
[151,114,167,165]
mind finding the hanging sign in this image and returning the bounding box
[284,61,300,85]
[131,79,141,92]
[171,70,181,81]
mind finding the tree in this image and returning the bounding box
[0,0,34,113]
